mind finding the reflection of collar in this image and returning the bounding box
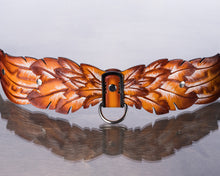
[0,95,219,161]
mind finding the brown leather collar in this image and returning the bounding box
[0,49,219,123]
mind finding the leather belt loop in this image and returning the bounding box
[101,71,124,108]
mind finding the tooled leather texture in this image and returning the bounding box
[0,49,219,115]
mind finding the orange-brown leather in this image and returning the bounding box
[104,74,121,107]
[0,49,219,115]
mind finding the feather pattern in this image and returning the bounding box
[0,49,219,115]
[122,54,220,114]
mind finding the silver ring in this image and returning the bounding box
[98,103,128,124]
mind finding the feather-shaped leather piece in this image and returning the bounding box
[0,49,219,115]
[122,55,220,114]
[187,55,220,104]
[0,50,38,104]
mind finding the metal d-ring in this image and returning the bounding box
[98,103,128,124]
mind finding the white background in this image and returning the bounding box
[0,0,220,176]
